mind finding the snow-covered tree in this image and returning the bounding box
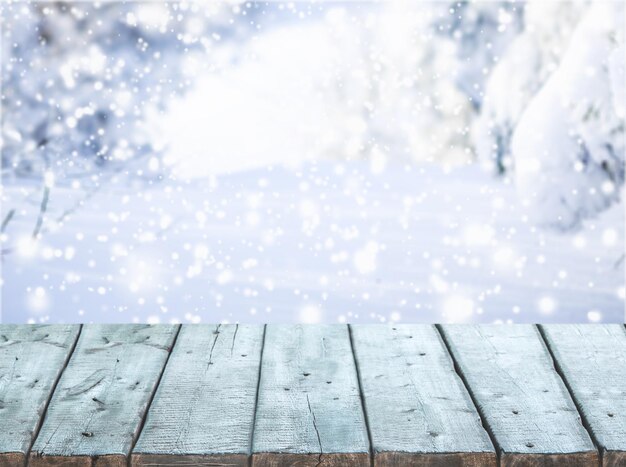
[472,1,588,174]
[1,1,249,179]
[511,1,624,228]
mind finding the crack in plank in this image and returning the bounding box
[306,394,323,467]
[207,324,221,370]
[230,324,239,357]
[0,337,20,348]
[66,369,107,396]
[84,338,170,354]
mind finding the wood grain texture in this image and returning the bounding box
[541,324,626,467]
[252,325,369,467]
[0,325,80,466]
[29,324,178,467]
[351,325,496,467]
[439,325,598,467]
[132,324,264,466]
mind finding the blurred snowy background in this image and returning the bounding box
[1,1,624,324]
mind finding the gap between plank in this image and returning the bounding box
[535,324,602,464]
[434,324,502,467]
[127,324,182,467]
[347,324,374,467]
[24,324,83,467]
[248,324,267,467]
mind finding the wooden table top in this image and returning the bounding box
[0,324,624,466]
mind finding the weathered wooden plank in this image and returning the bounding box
[132,324,264,466]
[252,324,369,466]
[351,324,496,467]
[29,324,179,467]
[541,324,626,467]
[0,325,80,465]
[439,325,598,467]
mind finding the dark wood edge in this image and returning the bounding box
[500,450,599,467]
[375,450,497,467]
[28,453,126,467]
[132,452,249,466]
[252,452,369,466]
[0,452,26,467]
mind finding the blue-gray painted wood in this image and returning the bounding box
[132,324,264,466]
[440,325,598,467]
[29,324,178,467]
[252,325,369,466]
[541,324,626,467]
[0,325,80,466]
[351,324,496,467]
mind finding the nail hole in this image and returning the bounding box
[303,372,311,377]
[82,432,93,437]
[526,442,534,448]
[512,410,519,415]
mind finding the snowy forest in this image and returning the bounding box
[1,1,624,324]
